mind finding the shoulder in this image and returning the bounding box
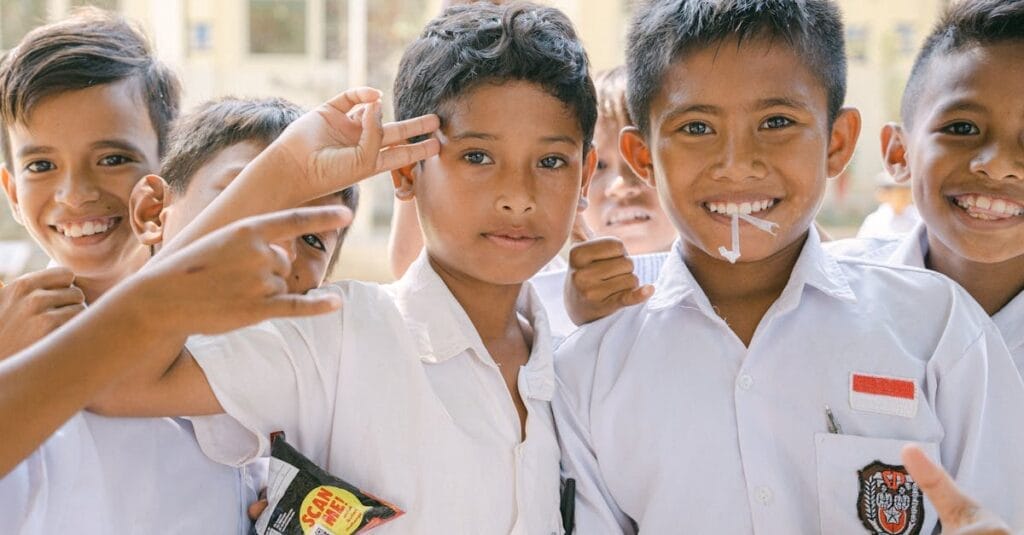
[824,236,901,263]
[554,304,648,403]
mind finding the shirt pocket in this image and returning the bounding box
[814,433,939,535]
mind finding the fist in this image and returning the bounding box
[0,267,86,360]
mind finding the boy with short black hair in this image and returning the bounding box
[0,10,255,533]
[552,0,1024,533]
[133,96,360,292]
[93,3,594,533]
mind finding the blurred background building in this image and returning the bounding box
[0,0,952,281]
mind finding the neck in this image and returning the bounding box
[75,272,126,304]
[925,235,1024,316]
[427,255,524,342]
[684,232,807,309]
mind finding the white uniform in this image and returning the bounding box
[188,254,565,535]
[856,204,921,240]
[553,228,1024,534]
[829,222,1024,375]
[531,252,669,340]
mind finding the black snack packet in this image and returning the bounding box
[252,435,404,535]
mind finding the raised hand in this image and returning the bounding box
[0,268,85,361]
[901,445,1013,535]
[564,216,654,326]
[272,87,440,202]
[136,206,354,336]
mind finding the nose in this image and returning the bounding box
[54,168,101,208]
[970,134,1024,182]
[494,165,536,215]
[712,131,766,181]
[605,172,643,201]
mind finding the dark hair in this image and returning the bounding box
[161,97,359,269]
[393,1,597,150]
[625,0,847,135]
[594,66,634,127]
[901,0,1024,126]
[0,8,181,169]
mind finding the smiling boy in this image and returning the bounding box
[552,1,1024,533]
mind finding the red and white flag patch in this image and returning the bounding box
[849,373,917,418]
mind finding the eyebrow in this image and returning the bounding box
[755,97,809,111]
[662,104,722,122]
[16,144,55,159]
[933,99,989,116]
[90,139,146,154]
[449,131,499,142]
[540,135,580,147]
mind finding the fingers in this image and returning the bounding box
[247,498,269,521]
[44,303,86,328]
[569,237,628,269]
[380,114,441,146]
[324,87,383,115]
[18,267,76,290]
[571,215,596,244]
[618,284,655,307]
[901,444,980,529]
[375,138,441,173]
[254,206,354,243]
[32,286,86,310]
[357,100,384,169]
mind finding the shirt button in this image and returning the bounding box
[737,374,754,390]
[755,486,774,505]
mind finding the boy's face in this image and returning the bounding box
[1,80,158,280]
[397,80,594,285]
[623,39,858,263]
[155,141,344,293]
[889,42,1024,263]
[581,116,676,254]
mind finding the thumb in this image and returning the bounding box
[617,284,654,308]
[902,444,978,529]
[571,214,596,244]
[262,292,343,320]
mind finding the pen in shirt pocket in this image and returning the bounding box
[825,404,843,434]
[560,477,576,534]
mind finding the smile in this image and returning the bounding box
[52,216,121,239]
[704,199,776,216]
[952,194,1024,220]
[606,209,652,227]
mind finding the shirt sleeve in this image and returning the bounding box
[187,285,346,467]
[553,330,635,534]
[931,312,1024,530]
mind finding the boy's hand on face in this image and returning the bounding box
[272,87,440,202]
[901,445,1014,535]
[0,268,85,361]
[565,222,655,326]
[132,206,352,337]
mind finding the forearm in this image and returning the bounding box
[0,282,181,475]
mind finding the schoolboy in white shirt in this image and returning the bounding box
[552,1,1024,533]
[91,3,595,533]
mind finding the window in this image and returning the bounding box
[1,0,46,50]
[249,0,306,55]
[323,0,347,60]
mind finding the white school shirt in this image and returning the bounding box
[553,227,1024,534]
[187,254,565,535]
[829,222,1024,375]
[531,252,670,340]
[856,203,921,239]
[0,414,113,534]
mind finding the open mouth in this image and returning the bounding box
[605,209,652,227]
[951,194,1024,221]
[51,216,121,239]
[704,198,777,216]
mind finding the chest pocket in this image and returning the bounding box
[815,433,939,535]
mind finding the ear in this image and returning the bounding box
[391,162,417,201]
[129,174,169,246]
[620,127,655,188]
[880,123,912,184]
[577,144,598,212]
[1,167,23,225]
[825,107,862,179]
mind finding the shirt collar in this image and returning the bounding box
[888,222,929,268]
[994,292,1024,353]
[392,253,555,400]
[648,225,857,314]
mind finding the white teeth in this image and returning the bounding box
[954,194,1024,217]
[607,210,651,226]
[706,199,774,215]
[56,218,114,238]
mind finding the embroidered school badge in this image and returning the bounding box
[857,461,924,535]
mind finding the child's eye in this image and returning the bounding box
[25,160,55,173]
[539,156,567,169]
[301,234,326,252]
[680,121,713,136]
[596,160,608,171]
[463,151,494,165]
[98,154,134,166]
[761,116,794,129]
[941,122,980,136]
